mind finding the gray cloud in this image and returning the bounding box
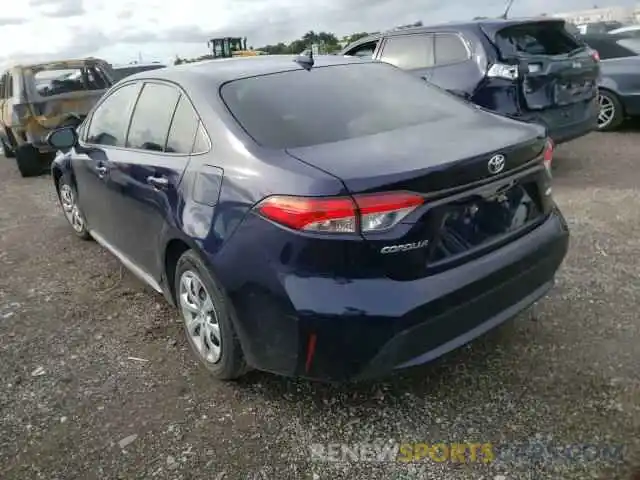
[203,0,639,46]
[0,18,28,26]
[6,0,637,65]
[29,0,86,17]
[116,10,133,20]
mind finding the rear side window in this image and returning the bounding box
[165,95,201,154]
[379,34,434,69]
[220,62,478,149]
[434,33,469,65]
[34,66,111,97]
[0,72,11,99]
[495,22,581,56]
[86,83,140,147]
[614,38,640,56]
[127,82,180,151]
[346,41,378,58]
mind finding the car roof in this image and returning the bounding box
[610,25,640,34]
[113,62,166,69]
[121,54,376,88]
[582,33,635,42]
[344,16,565,47]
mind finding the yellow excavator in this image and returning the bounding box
[207,37,265,58]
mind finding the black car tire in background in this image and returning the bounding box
[597,89,624,131]
[56,174,91,240]
[175,250,249,380]
[15,144,46,177]
[1,137,15,158]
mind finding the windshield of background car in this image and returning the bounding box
[34,65,111,97]
[220,62,479,149]
[495,21,582,56]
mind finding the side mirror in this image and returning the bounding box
[46,126,78,151]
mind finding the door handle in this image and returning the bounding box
[96,166,107,177]
[146,175,169,189]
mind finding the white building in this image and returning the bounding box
[552,6,637,25]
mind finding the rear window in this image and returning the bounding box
[220,62,477,149]
[614,38,640,56]
[34,66,111,97]
[495,22,581,57]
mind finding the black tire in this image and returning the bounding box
[597,90,624,132]
[56,174,91,240]
[175,250,248,380]
[15,144,48,177]
[1,137,15,158]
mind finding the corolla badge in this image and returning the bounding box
[380,240,429,254]
[487,154,506,174]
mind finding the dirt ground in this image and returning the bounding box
[0,127,639,480]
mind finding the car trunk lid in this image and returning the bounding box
[286,113,552,280]
[285,112,546,195]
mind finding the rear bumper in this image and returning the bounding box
[519,98,599,145]
[220,208,569,382]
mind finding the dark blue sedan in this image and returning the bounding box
[47,55,569,382]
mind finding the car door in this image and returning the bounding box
[375,33,436,81]
[429,32,480,98]
[104,82,201,280]
[72,82,142,240]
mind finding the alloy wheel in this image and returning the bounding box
[598,93,615,129]
[59,184,85,233]
[179,270,222,364]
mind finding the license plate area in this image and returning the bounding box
[429,181,542,263]
[554,79,595,105]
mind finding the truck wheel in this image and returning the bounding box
[1,138,15,158]
[15,144,46,177]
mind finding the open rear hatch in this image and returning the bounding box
[481,19,599,111]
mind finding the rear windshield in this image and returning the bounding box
[220,62,478,149]
[495,22,581,57]
[583,37,640,59]
[615,38,640,56]
[34,66,111,97]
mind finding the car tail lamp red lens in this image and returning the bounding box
[543,137,554,174]
[591,49,600,62]
[256,192,424,234]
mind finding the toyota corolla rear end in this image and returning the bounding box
[214,59,569,382]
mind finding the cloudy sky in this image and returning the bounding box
[0,0,637,67]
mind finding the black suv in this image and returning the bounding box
[341,18,601,144]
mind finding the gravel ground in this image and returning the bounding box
[0,128,639,480]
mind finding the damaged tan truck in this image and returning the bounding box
[0,58,115,177]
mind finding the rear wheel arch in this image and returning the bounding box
[163,237,221,302]
[164,238,192,303]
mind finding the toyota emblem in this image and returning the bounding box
[488,154,506,174]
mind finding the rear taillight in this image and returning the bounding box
[256,192,424,234]
[487,63,519,80]
[543,138,554,175]
[590,49,600,62]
